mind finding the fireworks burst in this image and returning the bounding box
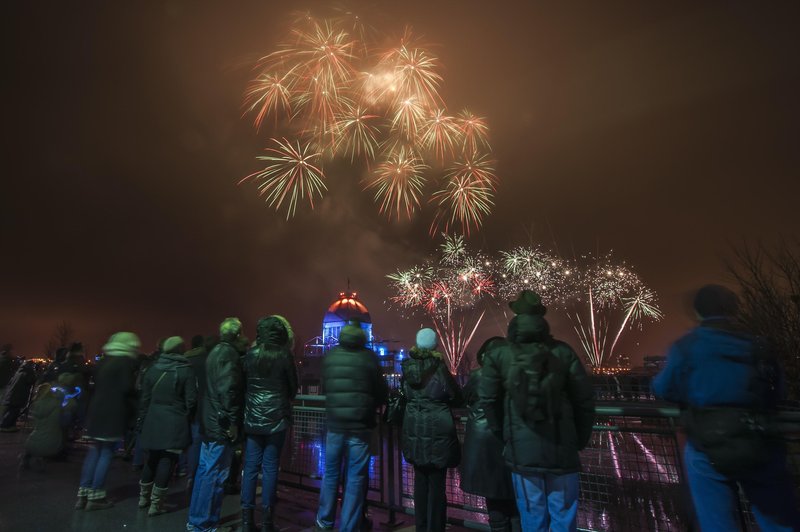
[241,10,499,233]
[496,246,574,306]
[387,234,495,372]
[568,253,662,369]
[239,138,327,219]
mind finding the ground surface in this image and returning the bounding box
[0,429,471,532]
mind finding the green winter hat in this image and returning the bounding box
[162,336,185,354]
[219,317,242,339]
[102,332,141,358]
[509,290,547,316]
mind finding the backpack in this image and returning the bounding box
[505,343,565,427]
[681,337,781,477]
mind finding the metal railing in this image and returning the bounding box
[278,395,800,531]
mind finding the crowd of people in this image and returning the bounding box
[2,285,799,532]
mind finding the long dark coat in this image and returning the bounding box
[460,368,515,499]
[400,349,463,469]
[85,354,139,440]
[138,353,197,450]
[2,363,37,407]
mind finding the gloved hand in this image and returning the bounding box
[226,424,239,443]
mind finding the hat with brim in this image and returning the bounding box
[509,290,547,316]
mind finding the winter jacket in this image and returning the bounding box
[321,329,388,432]
[400,349,463,469]
[652,319,782,408]
[200,340,243,443]
[85,353,140,441]
[460,366,514,499]
[138,352,197,450]
[184,345,208,418]
[243,317,298,435]
[480,314,595,475]
[0,353,16,389]
[25,386,67,457]
[2,363,37,407]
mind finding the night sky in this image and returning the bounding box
[4,1,799,361]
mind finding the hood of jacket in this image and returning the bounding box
[257,316,289,348]
[402,348,442,388]
[509,314,552,344]
[339,324,367,349]
[152,352,190,370]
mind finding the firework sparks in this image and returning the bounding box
[364,147,428,220]
[241,10,499,231]
[239,138,327,219]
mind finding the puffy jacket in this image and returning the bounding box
[460,366,514,499]
[243,316,298,435]
[480,314,595,475]
[322,327,388,432]
[138,352,197,450]
[652,319,782,408]
[201,340,243,443]
[401,349,463,469]
[25,386,66,458]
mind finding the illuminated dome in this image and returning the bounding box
[322,291,373,346]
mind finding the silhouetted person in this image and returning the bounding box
[187,317,244,532]
[315,320,388,532]
[400,328,463,532]
[183,334,209,489]
[461,337,520,532]
[0,344,17,393]
[75,332,141,511]
[240,316,297,532]
[653,284,800,531]
[137,336,197,516]
[1,360,38,432]
[480,291,595,532]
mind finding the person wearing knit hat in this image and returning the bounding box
[653,285,800,531]
[401,327,464,532]
[188,319,244,532]
[137,334,196,516]
[75,332,141,511]
[415,328,437,350]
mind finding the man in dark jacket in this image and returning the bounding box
[653,285,800,531]
[314,321,388,532]
[183,334,208,486]
[0,360,38,432]
[480,291,595,532]
[187,318,245,532]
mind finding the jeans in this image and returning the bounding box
[241,431,286,510]
[79,440,117,491]
[142,450,179,488]
[684,441,800,532]
[414,466,448,532]
[187,441,233,531]
[512,471,579,532]
[316,430,371,532]
[186,422,202,479]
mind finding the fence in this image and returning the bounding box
[278,395,800,531]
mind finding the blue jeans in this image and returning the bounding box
[684,441,800,532]
[241,431,286,510]
[79,440,117,490]
[186,422,202,479]
[187,441,234,531]
[316,430,371,532]
[512,471,579,532]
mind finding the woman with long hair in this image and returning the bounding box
[240,315,298,532]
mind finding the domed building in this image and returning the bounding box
[322,291,373,346]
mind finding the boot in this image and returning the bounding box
[85,489,114,511]
[241,508,257,532]
[261,507,275,532]
[148,486,169,516]
[138,481,154,509]
[74,487,89,510]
